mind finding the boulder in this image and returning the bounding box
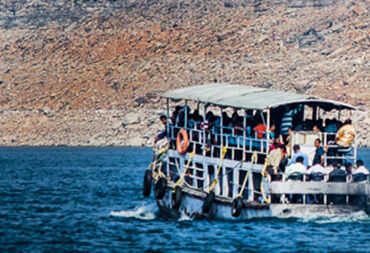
[123,113,140,125]
[129,137,144,147]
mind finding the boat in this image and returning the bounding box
[143,83,369,219]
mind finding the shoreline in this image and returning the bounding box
[1,109,369,148]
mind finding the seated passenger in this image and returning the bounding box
[353,160,369,175]
[328,162,347,182]
[345,162,355,175]
[284,156,307,180]
[352,160,369,182]
[306,163,327,175]
[324,118,338,133]
[254,123,266,139]
[288,145,308,168]
[327,162,347,204]
[269,138,282,153]
[254,123,275,139]
[312,124,321,132]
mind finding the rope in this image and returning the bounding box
[237,151,258,198]
[260,157,270,203]
[150,145,169,180]
[174,151,196,189]
[208,147,228,193]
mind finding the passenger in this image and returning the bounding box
[306,162,327,203]
[154,115,171,144]
[312,124,321,132]
[283,127,293,147]
[353,160,370,175]
[171,106,182,126]
[191,109,202,123]
[306,162,327,175]
[269,124,276,140]
[328,162,347,181]
[213,115,221,134]
[284,156,307,180]
[269,138,282,153]
[287,145,309,168]
[324,118,338,133]
[267,143,284,174]
[345,162,355,175]
[254,123,266,139]
[313,138,325,166]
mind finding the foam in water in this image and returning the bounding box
[110,204,157,220]
[178,211,194,221]
[300,211,370,223]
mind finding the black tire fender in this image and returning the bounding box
[231,197,243,218]
[154,177,167,200]
[171,186,182,209]
[142,170,152,197]
[202,191,215,214]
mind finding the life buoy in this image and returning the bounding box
[154,177,167,199]
[202,191,215,214]
[176,129,189,155]
[231,197,243,218]
[171,186,182,209]
[335,124,355,147]
[142,170,152,197]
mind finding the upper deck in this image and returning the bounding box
[161,83,359,166]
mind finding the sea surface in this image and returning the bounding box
[0,147,369,252]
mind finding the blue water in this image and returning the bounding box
[0,147,370,252]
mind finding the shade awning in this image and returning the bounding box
[162,83,356,110]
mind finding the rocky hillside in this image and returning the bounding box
[0,0,369,146]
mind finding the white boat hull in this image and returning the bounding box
[156,184,369,220]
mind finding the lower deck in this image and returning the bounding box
[151,150,370,219]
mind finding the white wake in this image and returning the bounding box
[300,211,370,223]
[110,204,157,220]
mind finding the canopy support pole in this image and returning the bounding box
[243,110,247,161]
[185,101,188,127]
[166,98,170,139]
[354,109,358,164]
[266,109,270,155]
[220,107,224,159]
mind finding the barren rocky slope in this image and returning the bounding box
[0,0,369,146]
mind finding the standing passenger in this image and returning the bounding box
[154,115,171,144]
[288,145,309,168]
[313,139,325,166]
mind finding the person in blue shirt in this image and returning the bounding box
[313,138,325,166]
[154,115,172,144]
[288,144,309,168]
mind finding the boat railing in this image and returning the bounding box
[166,155,258,199]
[169,123,268,160]
[269,173,369,205]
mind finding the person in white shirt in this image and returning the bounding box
[306,163,327,175]
[353,160,369,175]
[285,156,306,179]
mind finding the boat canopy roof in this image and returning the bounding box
[162,83,356,110]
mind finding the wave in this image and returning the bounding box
[300,211,370,223]
[110,204,157,220]
[178,211,194,221]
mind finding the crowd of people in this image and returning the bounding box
[271,141,369,183]
[155,105,352,147]
[153,106,364,177]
